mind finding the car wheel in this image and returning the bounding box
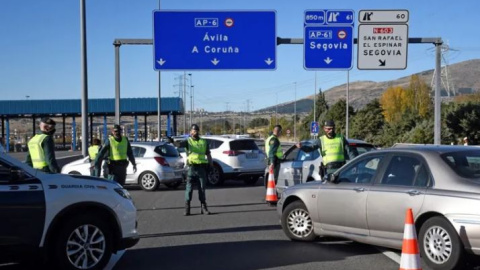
[139,171,160,191]
[419,216,464,270]
[207,164,224,186]
[281,201,315,241]
[165,181,181,189]
[53,214,112,270]
[244,176,258,185]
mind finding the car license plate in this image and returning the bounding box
[246,152,258,159]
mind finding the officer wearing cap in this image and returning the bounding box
[25,117,60,173]
[94,124,136,186]
[298,120,355,177]
[181,124,213,216]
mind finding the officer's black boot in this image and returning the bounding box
[201,203,210,215]
[184,201,191,216]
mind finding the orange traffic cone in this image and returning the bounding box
[265,166,278,205]
[399,208,422,270]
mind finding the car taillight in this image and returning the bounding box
[154,156,170,166]
[223,150,241,156]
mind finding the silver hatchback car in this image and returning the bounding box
[61,142,184,191]
[278,145,480,270]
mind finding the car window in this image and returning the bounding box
[0,161,11,183]
[441,150,480,179]
[155,144,179,157]
[298,149,316,161]
[205,139,223,149]
[381,155,422,186]
[131,146,146,158]
[285,147,299,161]
[229,140,259,151]
[337,155,383,184]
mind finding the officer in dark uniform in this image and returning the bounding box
[88,138,101,176]
[265,125,283,185]
[94,125,137,186]
[182,124,213,216]
[298,120,355,177]
[25,118,60,173]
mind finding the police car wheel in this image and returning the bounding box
[139,172,160,191]
[53,214,113,270]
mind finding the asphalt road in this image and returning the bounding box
[4,151,480,270]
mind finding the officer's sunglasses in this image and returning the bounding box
[324,127,333,131]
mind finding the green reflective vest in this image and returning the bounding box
[109,136,128,161]
[265,135,283,159]
[28,134,48,169]
[187,137,208,164]
[320,134,345,165]
[88,145,100,160]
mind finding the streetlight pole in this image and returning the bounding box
[188,73,193,127]
[294,82,297,142]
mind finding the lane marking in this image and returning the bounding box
[377,247,401,264]
[104,250,125,270]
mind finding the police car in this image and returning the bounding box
[0,153,138,270]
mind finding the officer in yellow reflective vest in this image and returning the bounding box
[181,124,213,216]
[25,118,60,173]
[298,120,354,177]
[88,138,101,176]
[94,125,136,186]
[265,125,283,186]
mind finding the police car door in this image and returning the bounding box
[0,157,46,257]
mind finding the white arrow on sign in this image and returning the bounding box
[265,58,274,65]
[157,59,166,66]
[211,58,220,65]
[324,57,333,64]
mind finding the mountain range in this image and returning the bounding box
[256,59,480,113]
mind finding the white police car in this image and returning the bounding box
[0,153,138,270]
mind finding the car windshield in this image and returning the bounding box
[230,140,259,151]
[155,144,179,157]
[441,150,480,179]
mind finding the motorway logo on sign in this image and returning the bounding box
[357,10,409,70]
[153,10,276,70]
[304,9,354,71]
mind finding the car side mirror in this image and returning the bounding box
[10,166,25,182]
[324,173,338,183]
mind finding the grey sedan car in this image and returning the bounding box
[278,145,480,270]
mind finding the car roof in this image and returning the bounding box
[301,138,373,146]
[202,135,255,142]
[131,141,170,147]
[390,144,480,154]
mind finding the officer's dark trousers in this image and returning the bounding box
[269,161,280,185]
[185,164,208,203]
[108,160,128,186]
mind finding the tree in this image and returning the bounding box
[404,75,432,118]
[324,99,355,135]
[350,99,385,143]
[445,102,480,144]
[299,91,329,140]
[380,86,407,123]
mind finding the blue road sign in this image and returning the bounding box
[304,25,353,70]
[304,9,354,70]
[311,121,319,135]
[153,11,277,70]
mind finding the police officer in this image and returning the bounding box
[265,125,283,185]
[94,125,136,186]
[88,138,101,176]
[183,124,213,216]
[25,118,60,173]
[298,120,355,177]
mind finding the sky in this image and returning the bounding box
[1,0,479,112]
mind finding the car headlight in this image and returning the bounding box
[114,188,132,200]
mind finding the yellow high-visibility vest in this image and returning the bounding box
[88,145,100,160]
[28,134,48,169]
[320,135,345,165]
[109,136,127,161]
[265,135,283,159]
[187,137,208,164]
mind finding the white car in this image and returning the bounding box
[62,142,184,191]
[265,139,376,193]
[0,152,138,270]
[203,135,267,186]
